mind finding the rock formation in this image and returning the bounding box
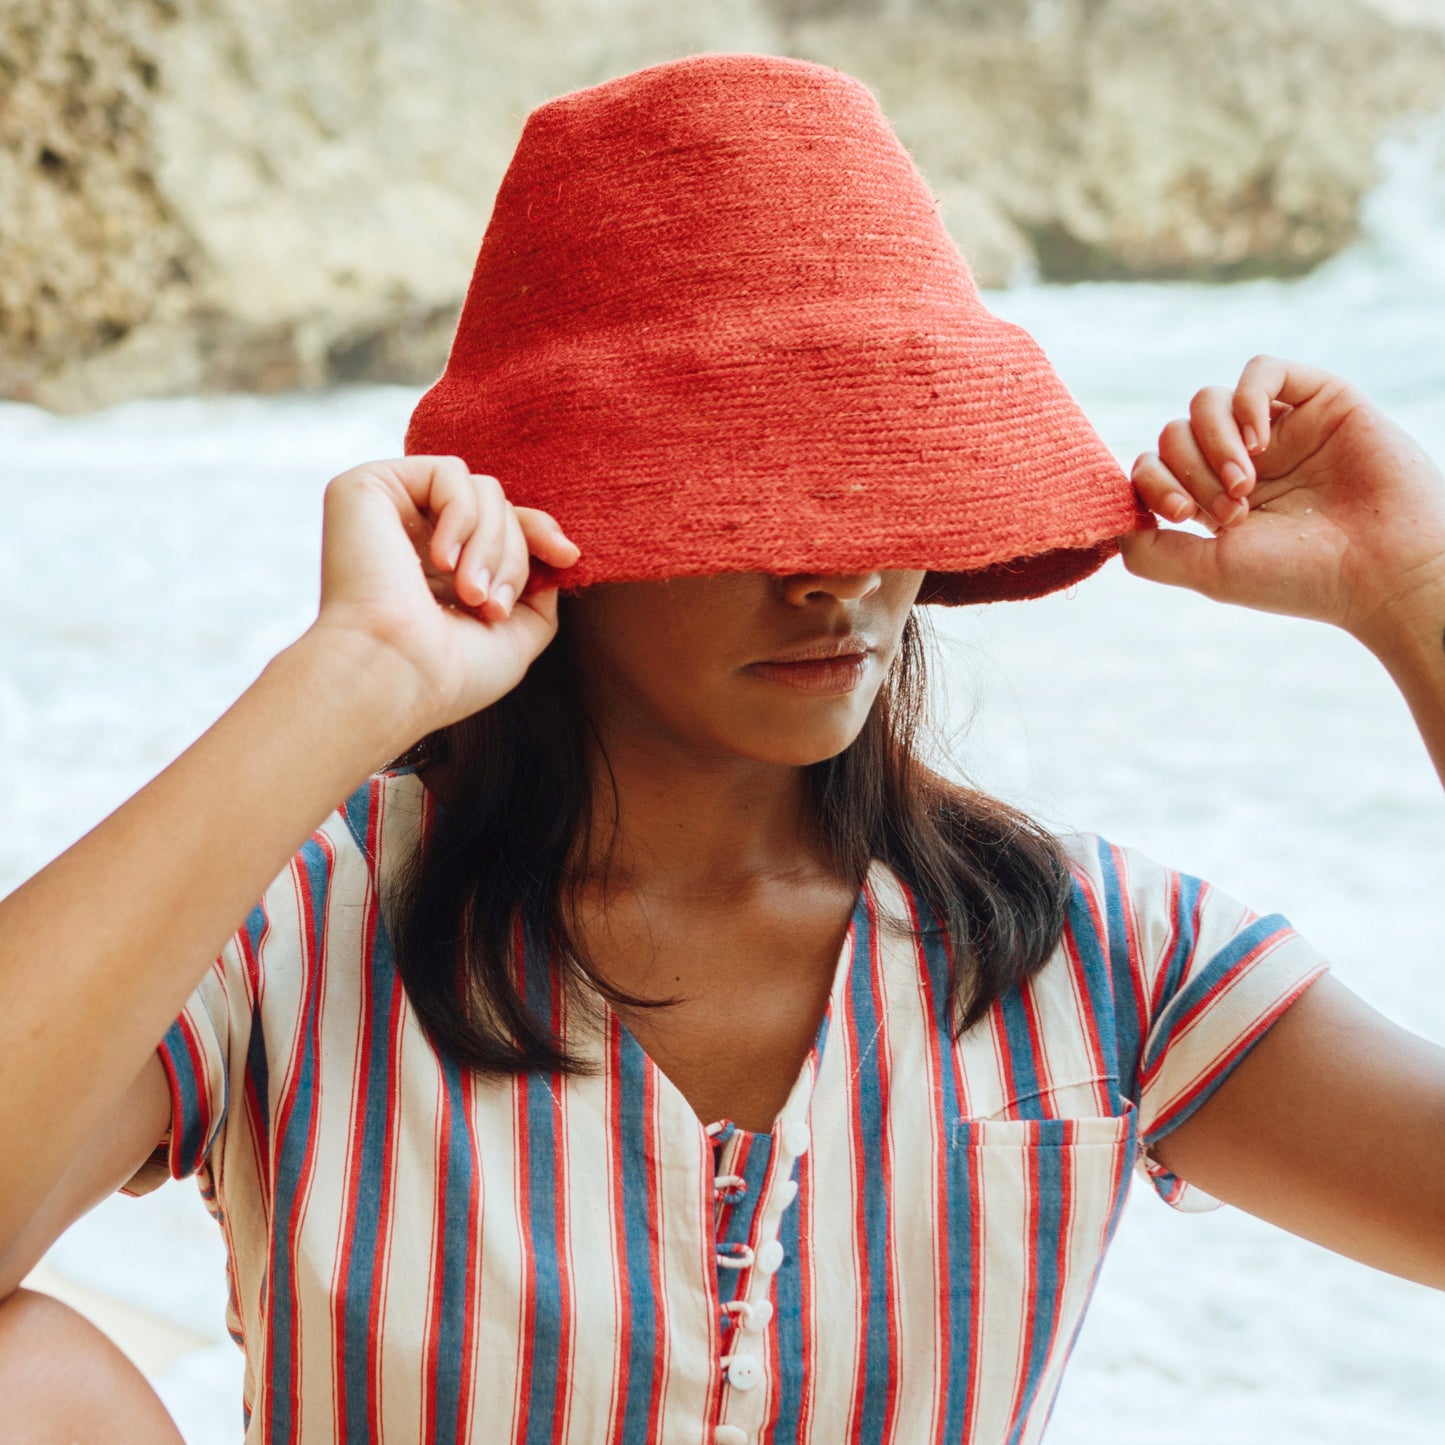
[3,0,1443,409]
[774,0,1445,286]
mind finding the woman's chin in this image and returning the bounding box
[722,700,877,767]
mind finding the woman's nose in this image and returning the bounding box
[777,570,884,605]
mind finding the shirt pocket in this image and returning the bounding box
[938,1108,1139,1437]
[949,1107,1138,1151]
[944,1105,1138,1305]
[947,1098,1138,1236]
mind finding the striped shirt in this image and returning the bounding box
[123,768,1327,1444]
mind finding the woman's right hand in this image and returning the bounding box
[308,456,581,733]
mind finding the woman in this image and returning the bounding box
[2,53,1444,1445]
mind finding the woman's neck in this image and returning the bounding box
[571,725,832,897]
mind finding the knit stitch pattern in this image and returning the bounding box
[406,52,1152,604]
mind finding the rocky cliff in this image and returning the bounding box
[776,0,1445,286]
[3,0,1443,409]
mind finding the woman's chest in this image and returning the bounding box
[228,901,1137,1444]
[575,877,857,1133]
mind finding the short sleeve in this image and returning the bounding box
[118,907,264,1197]
[1077,835,1330,1213]
[115,771,419,1199]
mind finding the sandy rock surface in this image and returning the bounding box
[782,0,1445,285]
[3,0,1443,408]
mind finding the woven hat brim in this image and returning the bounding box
[407,306,1149,605]
[919,540,1124,606]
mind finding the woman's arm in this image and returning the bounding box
[1120,358,1445,1285]
[0,457,578,1283]
[1355,571,1445,793]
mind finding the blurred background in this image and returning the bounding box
[3,1,1445,1441]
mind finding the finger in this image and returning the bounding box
[1234,355,1339,455]
[482,504,532,620]
[518,582,560,630]
[515,507,583,568]
[1116,526,1227,598]
[318,468,430,609]
[424,457,481,573]
[1130,451,1200,525]
[1189,385,1256,499]
[367,454,481,519]
[1158,417,1248,529]
[452,474,510,608]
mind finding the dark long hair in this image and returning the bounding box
[389,603,1072,1076]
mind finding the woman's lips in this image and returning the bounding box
[745,653,872,694]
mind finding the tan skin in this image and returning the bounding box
[562,567,923,1130]
[1,355,1444,1436]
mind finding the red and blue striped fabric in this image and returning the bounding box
[123,769,1327,1443]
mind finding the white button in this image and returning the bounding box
[714,1428,748,1445]
[755,1238,785,1274]
[782,1121,811,1157]
[778,1178,799,1208]
[728,1355,763,1391]
[745,1298,774,1332]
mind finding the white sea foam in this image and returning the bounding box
[3,120,1444,1444]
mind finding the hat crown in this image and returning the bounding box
[455,53,973,353]
[407,53,1142,605]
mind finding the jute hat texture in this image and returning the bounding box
[406,52,1152,605]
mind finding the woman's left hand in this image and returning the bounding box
[1118,355,1445,646]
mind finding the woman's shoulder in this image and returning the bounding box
[253,767,430,916]
[1037,828,1301,971]
[1048,827,1180,897]
[225,768,429,978]
[333,765,431,877]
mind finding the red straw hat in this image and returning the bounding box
[406,53,1150,604]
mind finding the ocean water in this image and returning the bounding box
[3,119,1444,1442]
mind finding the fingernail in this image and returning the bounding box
[1167,496,1194,522]
[1212,496,1238,525]
[446,539,462,569]
[1220,461,1249,497]
[1242,425,1262,454]
[494,582,516,614]
[471,566,490,602]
